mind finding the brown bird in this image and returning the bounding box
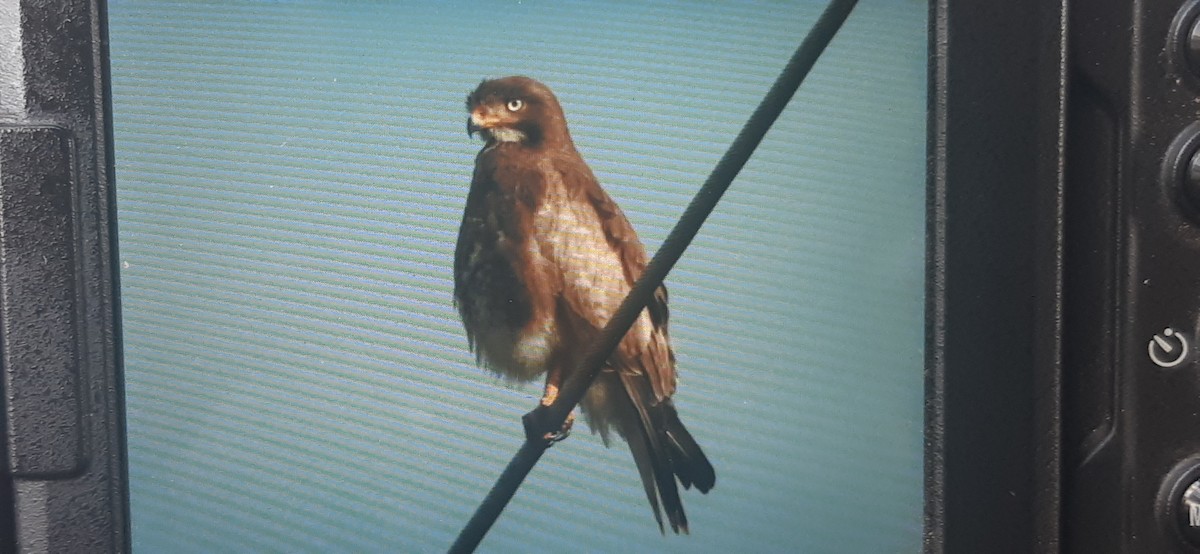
[454,76,715,533]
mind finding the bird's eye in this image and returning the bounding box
[506,99,524,112]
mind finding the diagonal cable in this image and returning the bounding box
[448,1,859,551]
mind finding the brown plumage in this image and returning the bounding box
[454,76,715,533]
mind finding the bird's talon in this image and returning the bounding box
[523,405,574,445]
[544,413,574,443]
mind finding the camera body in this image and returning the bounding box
[5,0,1200,552]
[1063,1,1200,551]
[0,2,126,552]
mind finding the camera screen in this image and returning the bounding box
[109,1,927,551]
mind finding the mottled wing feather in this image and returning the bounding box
[457,148,579,385]
[452,170,490,351]
[642,285,675,400]
[454,160,547,357]
[550,160,676,402]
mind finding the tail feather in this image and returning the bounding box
[663,406,715,493]
[625,424,666,533]
[617,372,713,534]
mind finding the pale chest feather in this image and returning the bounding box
[533,174,651,345]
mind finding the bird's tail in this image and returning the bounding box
[618,373,716,534]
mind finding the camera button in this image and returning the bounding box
[1149,327,1190,368]
[1177,478,1200,546]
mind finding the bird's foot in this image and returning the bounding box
[547,412,575,443]
[523,404,575,445]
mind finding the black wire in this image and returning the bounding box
[448,1,859,551]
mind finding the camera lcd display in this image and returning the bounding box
[109,1,927,551]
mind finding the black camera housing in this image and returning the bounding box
[0,1,127,552]
[10,0,1200,552]
[1062,1,1200,552]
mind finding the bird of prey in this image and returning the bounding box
[454,76,716,534]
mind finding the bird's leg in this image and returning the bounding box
[540,365,562,406]
[536,366,574,443]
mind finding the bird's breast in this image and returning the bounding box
[532,178,633,331]
[456,170,559,381]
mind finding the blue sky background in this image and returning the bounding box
[109,1,927,552]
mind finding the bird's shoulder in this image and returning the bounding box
[546,152,650,287]
[454,148,542,294]
[472,146,548,208]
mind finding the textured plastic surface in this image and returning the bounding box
[1064,0,1200,552]
[1,126,84,479]
[925,1,1066,552]
[0,0,128,552]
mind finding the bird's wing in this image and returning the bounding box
[454,159,551,354]
[545,159,676,401]
[453,170,497,352]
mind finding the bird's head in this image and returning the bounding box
[466,76,570,149]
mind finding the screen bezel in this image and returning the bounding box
[925,0,1066,551]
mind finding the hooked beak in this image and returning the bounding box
[467,109,502,139]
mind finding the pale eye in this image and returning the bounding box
[506,99,524,112]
